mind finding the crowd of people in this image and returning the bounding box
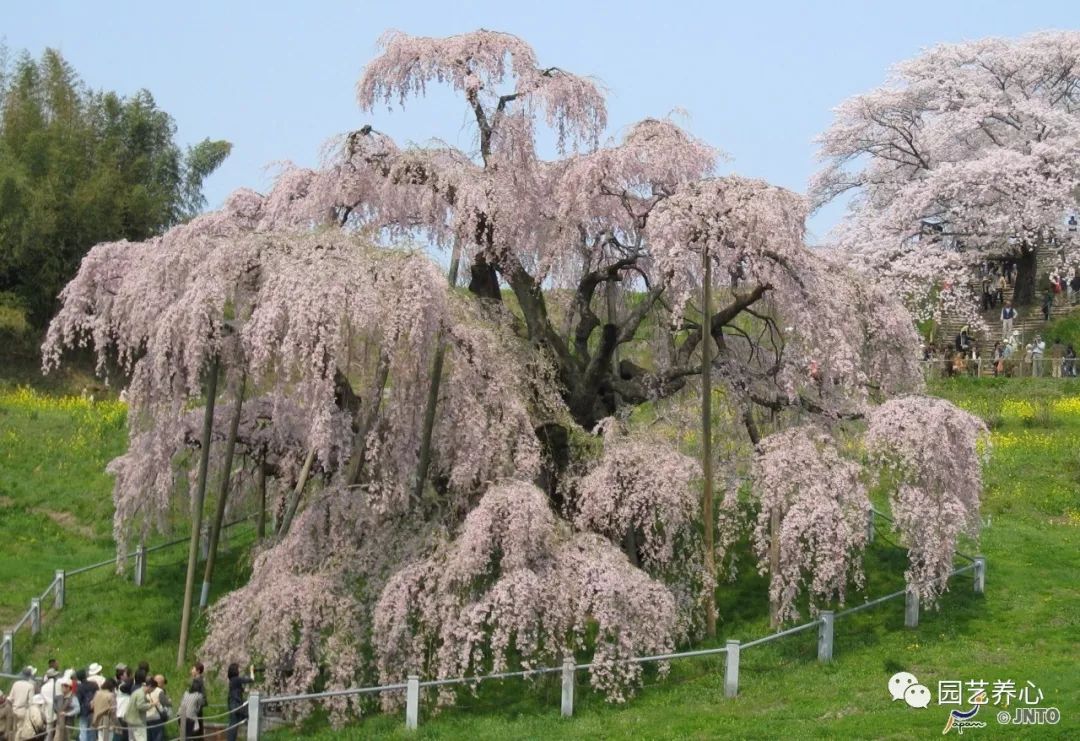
[922,260,1080,379]
[977,260,1080,318]
[923,330,1077,378]
[1,660,253,741]
[990,334,1078,378]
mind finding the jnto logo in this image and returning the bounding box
[888,672,932,708]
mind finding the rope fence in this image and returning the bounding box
[58,703,249,741]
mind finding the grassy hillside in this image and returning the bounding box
[1,378,1077,739]
[0,384,257,698]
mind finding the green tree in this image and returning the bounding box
[0,47,230,326]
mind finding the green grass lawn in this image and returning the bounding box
[0,384,257,713]
[2,377,1078,739]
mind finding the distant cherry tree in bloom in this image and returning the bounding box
[44,29,989,711]
[813,31,1080,315]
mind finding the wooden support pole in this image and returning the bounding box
[701,247,717,639]
[201,374,247,610]
[177,357,219,669]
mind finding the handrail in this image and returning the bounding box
[264,685,407,703]
[11,609,32,633]
[257,557,983,706]
[741,618,822,649]
[834,587,908,618]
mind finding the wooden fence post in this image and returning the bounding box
[30,598,40,635]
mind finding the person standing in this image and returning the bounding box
[1001,302,1016,338]
[113,666,132,741]
[73,669,96,741]
[17,695,46,741]
[38,670,59,740]
[176,681,205,741]
[85,667,105,692]
[9,668,35,741]
[187,665,204,733]
[144,678,169,741]
[1032,336,1046,376]
[121,674,151,741]
[52,679,79,741]
[89,680,114,741]
[1,690,13,741]
[225,664,253,741]
[1050,339,1065,378]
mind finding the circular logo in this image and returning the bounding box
[997,711,1010,725]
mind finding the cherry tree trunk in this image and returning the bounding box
[345,351,392,487]
[1013,244,1038,307]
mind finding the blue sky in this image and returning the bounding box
[3,0,1074,240]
